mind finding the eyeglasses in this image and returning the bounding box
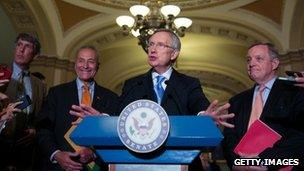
[147,42,174,50]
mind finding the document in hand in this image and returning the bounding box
[234,119,282,156]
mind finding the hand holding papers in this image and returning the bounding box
[234,119,281,157]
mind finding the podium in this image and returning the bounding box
[70,115,223,170]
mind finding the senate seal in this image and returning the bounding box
[117,100,170,153]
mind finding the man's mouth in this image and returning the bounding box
[148,55,156,61]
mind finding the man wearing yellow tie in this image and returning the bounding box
[37,46,119,171]
[222,43,304,170]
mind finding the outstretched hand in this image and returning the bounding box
[198,100,235,128]
[69,104,108,125]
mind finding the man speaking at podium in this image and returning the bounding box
[117,29,234,170]
[118,29,234,127]
[71,29,234,171]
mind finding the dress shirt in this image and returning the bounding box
[50,78,95,163]
[152,67,173,90]
[252,77,276,106]
[76,78,95,103]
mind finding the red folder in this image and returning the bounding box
[234,119,282,156]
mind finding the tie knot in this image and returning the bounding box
[20,71,30,77]
[156,75,166,85]
[258,84,266,92]
[83,83,89,90]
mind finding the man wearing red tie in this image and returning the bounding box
[37,46,119,171]
[222,43,304,170]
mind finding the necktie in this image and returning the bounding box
[81,84,91,106]
[17,71,26,99]
[154,75,166,104]
[65,83,98,171]
[248,85,266,128]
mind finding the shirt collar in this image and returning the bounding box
[76,78,95,90]
[152,67,173,80]
[264,77,276,90]
[13,62,30,77]
[255,76,277,91]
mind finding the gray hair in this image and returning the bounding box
[153,29,181,51]
[75,45,100,63]
[249,43,279,59]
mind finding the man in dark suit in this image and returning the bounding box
[222,43,304,170]
[37,46,119,171]
[117,29,234,171]
[119,29,234,126]
[0,33,46,171]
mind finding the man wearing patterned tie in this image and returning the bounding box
[222,43,304,170]
[0,33,46,171]
[37,46,119,171]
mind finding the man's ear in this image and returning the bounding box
[272,58,280,70]
[170,50,179,61]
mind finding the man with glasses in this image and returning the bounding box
[117,28,234,170]
[119,29,233,125]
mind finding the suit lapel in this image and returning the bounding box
[92,83,106,110]
[161,69,178,106]
[72,81,80,105]
[240,87,255,133]
[5,78,18,102]
[260,80,281,119]
[144,69,157,102]
[30,75,37,113]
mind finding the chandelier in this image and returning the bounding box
[116,0,192,52]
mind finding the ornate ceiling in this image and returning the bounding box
[1,0,304,102]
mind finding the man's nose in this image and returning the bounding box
[83,61,89,68]
[19,45,25,52]
[148,47,156,53]
[248,60,255,67]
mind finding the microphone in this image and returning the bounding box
[164,80,184,114]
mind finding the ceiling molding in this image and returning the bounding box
[85,0,232,10]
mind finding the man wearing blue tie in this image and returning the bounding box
[118,29,234,126]
[70,29,234,171]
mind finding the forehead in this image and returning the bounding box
[77,48,97,59]
[17,39,34,47]
[149,32,172,43]
[248,45,269,56]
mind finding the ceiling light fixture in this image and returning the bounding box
[116,0,192,52]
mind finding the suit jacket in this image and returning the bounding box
[222,79,304,170]
[118,68,210,115]
[5,73,46,128]
[37,80,119,171]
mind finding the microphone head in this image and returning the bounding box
[164,80,169,85]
